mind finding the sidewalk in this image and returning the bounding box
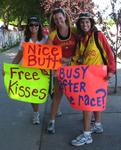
[0,47,46,150]
[0,47,121,150]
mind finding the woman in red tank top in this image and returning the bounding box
[47,8,77,134]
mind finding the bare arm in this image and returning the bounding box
[46,38,53,45]
[12,50,23,64]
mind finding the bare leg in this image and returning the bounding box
[47,78,63,133]
[83,111,92,131]
[50,78,63,120]
[94,111,102,122]
[31,104,39,112]
[31,104,40,124]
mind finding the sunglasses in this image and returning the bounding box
[53,8,65,15]
[29,23,39,27]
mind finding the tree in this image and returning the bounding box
[40,0,94,23]
[0,0,42,27]
[108,0,121,51]
[95,0,121,93]
[0,0,12,29]
[10,0,42,26]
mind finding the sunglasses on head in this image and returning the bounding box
[52,8,65,15]
[29,23,39,27]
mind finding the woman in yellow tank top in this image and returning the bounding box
[71,12,115,146]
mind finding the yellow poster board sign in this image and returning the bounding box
[4,63,50,103]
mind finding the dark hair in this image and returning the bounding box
[49,8,71,31]
[76,12,97,36]
[24,16,43,42]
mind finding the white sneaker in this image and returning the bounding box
[47,121,55,134]
[91,124,103,133]
[71,134,93,146]
[32,112,40,125]
[56,110,62,117]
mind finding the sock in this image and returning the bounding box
[84,131,91,137]
[34,111,39,114]
[95,122,101,126]
[50,120,55,123]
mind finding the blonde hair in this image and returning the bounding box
[49,8,71,31]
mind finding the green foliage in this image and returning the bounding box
[0,0,44,26]
[107,19,115,26]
